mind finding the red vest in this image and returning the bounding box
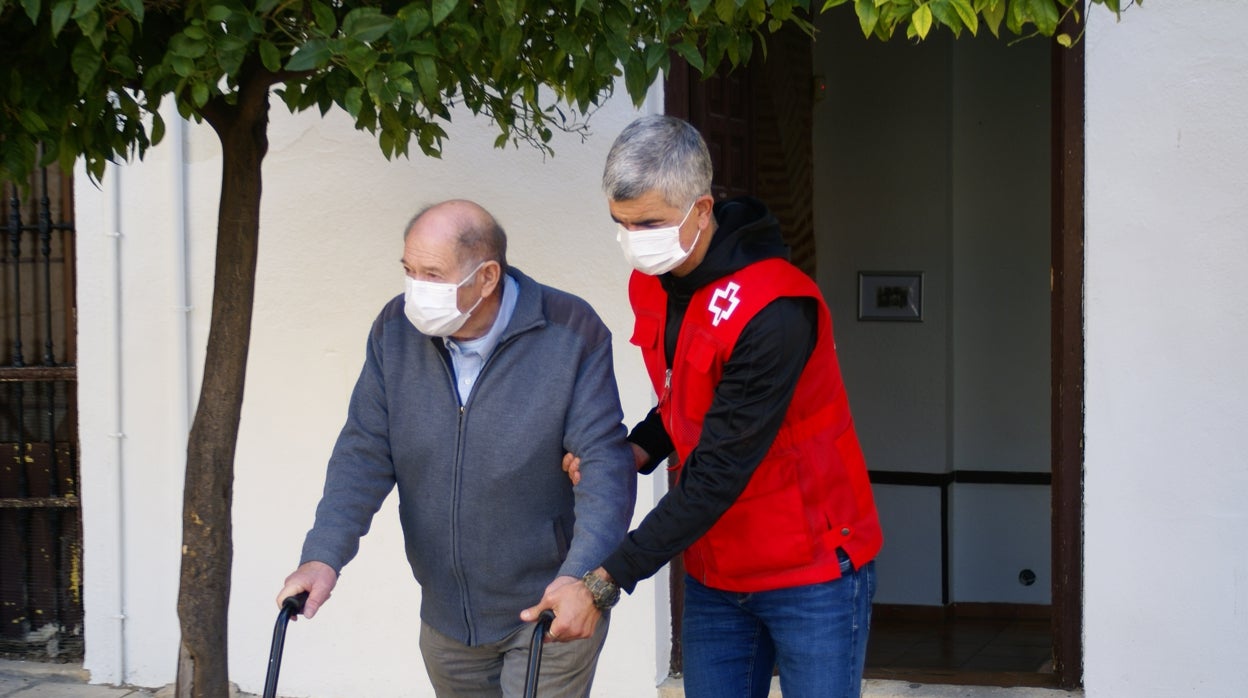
[628,259,882,592]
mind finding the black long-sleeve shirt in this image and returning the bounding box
[601,197,818,593]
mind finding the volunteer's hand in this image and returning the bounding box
[519,575,601,642]
[563,443,651,486]
[562,452,582,486]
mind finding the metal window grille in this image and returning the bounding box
[0,162,81,662]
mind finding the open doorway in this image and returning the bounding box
[665,10,1082,690]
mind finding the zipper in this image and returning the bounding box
[659,368,673,434]
[444,322,535,643]
[441,352,475,642]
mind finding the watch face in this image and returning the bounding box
[584,572,620,609]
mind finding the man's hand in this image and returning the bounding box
[276,561,338,620]
[562,443,650,486]
[519,575,601,642]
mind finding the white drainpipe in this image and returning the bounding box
[172,114,194,439]
[107,162,128,686]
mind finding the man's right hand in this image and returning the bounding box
[276,561,337,619]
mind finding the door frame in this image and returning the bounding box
[1049,25,1085,691]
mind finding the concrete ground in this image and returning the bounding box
[0,659,1081,697]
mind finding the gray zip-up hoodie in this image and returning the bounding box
[300,268,637,645]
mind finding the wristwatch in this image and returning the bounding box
[581,570,620,611]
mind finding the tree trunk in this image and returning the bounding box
[175,70,271,698]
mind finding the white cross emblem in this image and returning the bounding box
[708,281,741,327]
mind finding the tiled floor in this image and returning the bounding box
[865,608,1056,687]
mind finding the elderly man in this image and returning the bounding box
[278,199,636,698]
[526,116,883,697]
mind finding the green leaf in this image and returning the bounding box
[365,69,384,100]
[118,0,142,22]
[912,3,933,38]
[72,0,99,20]
[51,0,74,36]
[74,7,99,43]
[343,8,393,42]
[1028,0,1060,35]
[286,40,331,72]
[414,56,439,100]
[170,54,194,78]
[170,33,209,59]
[205,5,232,22]
[622,54,648,104]
[192,82,210,108]
[409,39,439,56]
[259,40,282,72]
[217,49,245,75]
[432,0,457,26]
[311,1,336,34]
[928,0,963,36]
[983,0,1005,36]
[394,76,419,99]
[644,42,667,72]
[1007,0,1029,34]
[673,39,705,73]
[821,0,851,8]
[399,3,431,35]
[689,0,711,19]
[343,86,364,117]
[70,39,103,93]
[949,0,978,34]
[1056,32,1072,47]
[498,0,519,24]
[21,0,40,23]
[18,109,49,134]
[150,113,166,146]
[714,0,736,23]
[500,25,523,60]
[854,0,880,38]
[109,53,138,79]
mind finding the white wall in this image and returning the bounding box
[78,80,671,695]
[1083,2,1248,696]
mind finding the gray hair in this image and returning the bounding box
[455,217,508,276]
[601,115,713,208]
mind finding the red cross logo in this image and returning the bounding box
[708,281,741,327]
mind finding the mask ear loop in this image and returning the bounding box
[457,261,491,316]
[682,197,709,253]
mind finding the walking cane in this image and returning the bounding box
[523,610,556,698]
[262,591,308,698]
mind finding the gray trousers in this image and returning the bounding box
[418,613,610,698]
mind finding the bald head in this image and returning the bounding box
[404,199,509,274]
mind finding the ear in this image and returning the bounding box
[694,194,715,230]
[479,260,503,297]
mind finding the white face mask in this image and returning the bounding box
[403,262,486,337]
[616,202,700,276]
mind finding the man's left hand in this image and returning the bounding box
[519,575,600,642]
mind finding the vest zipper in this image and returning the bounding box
[660,368,673,434]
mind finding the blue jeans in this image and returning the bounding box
[681,553,876,698]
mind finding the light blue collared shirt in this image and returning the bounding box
[444,273,518,404]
